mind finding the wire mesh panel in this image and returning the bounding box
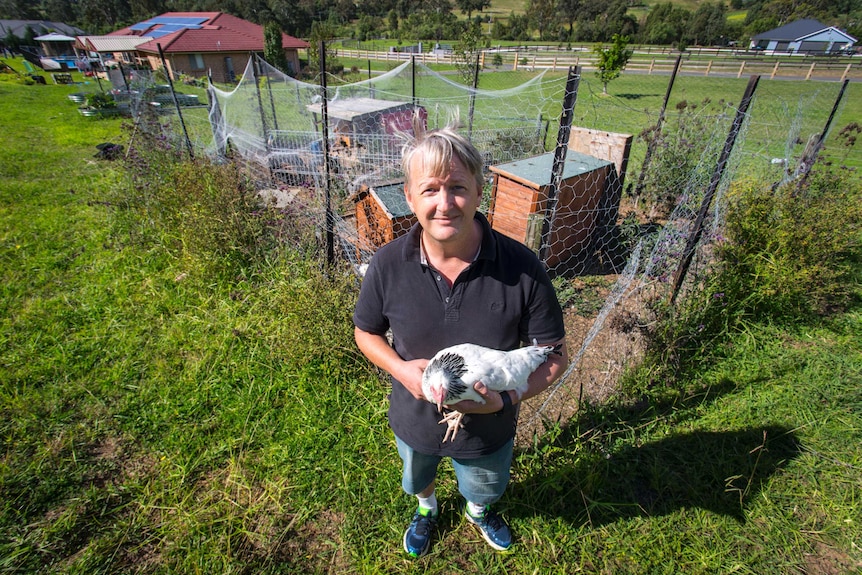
[150,56,858,442]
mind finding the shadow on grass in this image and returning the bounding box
[615,93,662,100]
[509,387,801,526]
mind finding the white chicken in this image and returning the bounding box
[421,342,561,442]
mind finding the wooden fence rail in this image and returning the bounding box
[335,48,862,82]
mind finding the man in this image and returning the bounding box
[353,124,568,557]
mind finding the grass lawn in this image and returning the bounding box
[1,63,860,573]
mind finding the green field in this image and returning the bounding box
[1,63,860,573]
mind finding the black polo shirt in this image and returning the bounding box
[353,213,565,457]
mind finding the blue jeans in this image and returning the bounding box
[395,435,514,506]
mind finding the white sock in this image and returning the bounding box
[467,501,486,517]
[417,492,437,514]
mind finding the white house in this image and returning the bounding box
[750,19,857,54]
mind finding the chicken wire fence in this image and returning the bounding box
[139,56,855,441]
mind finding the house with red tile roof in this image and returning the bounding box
[88,12,307,83]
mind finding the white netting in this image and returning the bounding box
[207,57,564,187]
[142,57,856,442]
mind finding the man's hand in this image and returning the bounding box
[394,358,429,401]
[446,381,506,415]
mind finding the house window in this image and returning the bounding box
[188,54,205,70]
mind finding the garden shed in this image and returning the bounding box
[351,181,416,250]
[488,150,614,273]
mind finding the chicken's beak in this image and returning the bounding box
[433,387,446,412]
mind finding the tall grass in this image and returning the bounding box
[1,64,860,574]
[628,165,862,399]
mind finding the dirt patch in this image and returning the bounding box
[802,537,861,575]
[516,277,651,445]
[281,508,347,573]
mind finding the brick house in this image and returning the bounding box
[90,12,307,83]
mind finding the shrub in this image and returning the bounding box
[637,99,725,217]
[111,111,318,279]
[630,165,861,395]
[717,168,861,320]
[85,92,116,109]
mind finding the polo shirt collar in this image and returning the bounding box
[402,212,497,264]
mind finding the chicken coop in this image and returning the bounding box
[488,151,612,274]
[306,97,427,149]
[567,127,633,234]
[351,181,416,252]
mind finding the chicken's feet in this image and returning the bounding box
[438,409,465,443]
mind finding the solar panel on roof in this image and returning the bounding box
[148,30,174,38]
[158,23,200,32]
[149,16,208,25]
[129,22,154,31]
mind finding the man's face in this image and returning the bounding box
[404,156,482,246]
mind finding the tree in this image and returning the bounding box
[78,0,132,34]
[639,2,690,45]
[453,18,482,84]
[557,0,583,38]
[573,0,636,42]
[4,28,20,52]
[454,0,490,20]
[22,25,37,46]
[41,0,80,22]
[601,0,638,41]
[687,1,727,46]
[269,0,313,37]
[525,0,557,40]
[593,33,632,94]
[128,0,166,21]
[263,21,291,74]
[401,0,459,42]
[387,9,399,34]
[0,0,39,19]
[306,20,340,76]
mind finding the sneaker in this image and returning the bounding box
[465,506,513,551]
[403,507,438,557]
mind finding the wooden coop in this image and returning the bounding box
[306,97,427,149]
[567,127,633,234]
[351,181,416,252]
[488,127,632,275]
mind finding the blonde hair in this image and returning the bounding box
[401,116,484,192]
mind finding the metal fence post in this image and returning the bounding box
[539,66,580,267]
[670,75,761,303]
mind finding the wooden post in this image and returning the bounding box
[649,59,655,74]
[771,61,780,79]
[705,60,712,76]
[514,52,519,71]
[841,63,851,82]
[737,61,745,78]
[806,62,815,80]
